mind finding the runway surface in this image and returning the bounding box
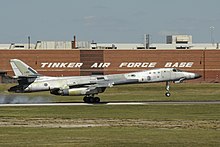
[0,101,220,107]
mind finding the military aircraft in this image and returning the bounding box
[8,59,201,103]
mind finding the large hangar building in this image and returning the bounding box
[0,35,219,83]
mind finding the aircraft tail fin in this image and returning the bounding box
[10,59,39,77]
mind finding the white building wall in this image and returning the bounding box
[90,43,144,49]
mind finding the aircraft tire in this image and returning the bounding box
[83,96,100,103]
[94,97,100,103]
[89,97,95,103]
[83,97,90,103]
[165,92,171,97]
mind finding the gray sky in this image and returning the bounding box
[0,0,219,43]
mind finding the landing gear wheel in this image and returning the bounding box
[83,97,90,103]
[89,97,95,103]
[83,96,101,103]
[165,81,171,97]
[165,92,171,97]
[94,97,100,103]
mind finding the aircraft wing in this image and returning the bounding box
[68,81,114,89]
[93,79,139,87]
[67,75,139,88]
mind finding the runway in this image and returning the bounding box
[0,101,220,107]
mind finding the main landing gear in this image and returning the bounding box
[165,81,171,97]
[83,95,100,103]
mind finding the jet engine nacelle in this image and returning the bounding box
[57,87,106,96]
[61,88,89,96]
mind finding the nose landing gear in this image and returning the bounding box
[165,81,171,97]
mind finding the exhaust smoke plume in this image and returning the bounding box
[0,95,53,104]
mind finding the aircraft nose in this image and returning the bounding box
[194,73,202,79]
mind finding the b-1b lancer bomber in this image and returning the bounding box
[8,59,201,103]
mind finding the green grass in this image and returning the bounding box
[0,127,219,147]
[0,105,219,120]
[0,83,220,146]
[0,105,219,146]
[1,83,220,102]
[102,83,220,102]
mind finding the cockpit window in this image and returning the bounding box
[173,68,182,72]
[97,77,105,80]
[131,74,136,77]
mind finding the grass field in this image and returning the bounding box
[1,83,220,102]
[0,127,219,146]
[0,83,220,146]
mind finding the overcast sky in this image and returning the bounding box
[0,0,219,44]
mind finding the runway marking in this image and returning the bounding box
[0,101,220,107]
